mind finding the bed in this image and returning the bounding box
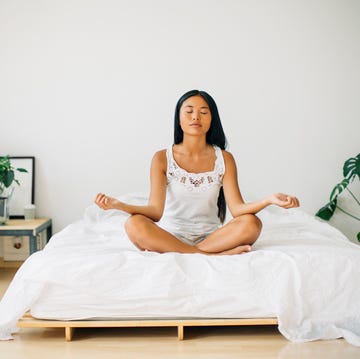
[1,193,360,345]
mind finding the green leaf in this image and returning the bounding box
[0,155,10,164]
[329,178,350,201]
[3,170,14,187]
[0,156,11,170]
[16,168,28,173]
[315,198,337,221]
[343,153,360,181]
[357,232,360,242]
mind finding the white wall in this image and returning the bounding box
[1,0,359,241]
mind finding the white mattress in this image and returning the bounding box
[1,193,360,346]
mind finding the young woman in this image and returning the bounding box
[95,90,299,255]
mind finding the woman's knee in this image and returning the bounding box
[233,214,262,241]
[125,214,142,232]
[125,214,151,249]
[247,214,262,231]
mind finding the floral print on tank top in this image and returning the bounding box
[167,147,224,191]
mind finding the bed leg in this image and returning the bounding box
[65,326,75,341]
[177,325,184,340]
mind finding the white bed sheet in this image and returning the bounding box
[1,193,360,346]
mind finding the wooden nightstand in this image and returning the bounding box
[0,218,52,267]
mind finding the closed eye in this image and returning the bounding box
[186,111,208,114]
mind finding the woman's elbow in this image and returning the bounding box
[151,208,164,222]
[151,214,162,222]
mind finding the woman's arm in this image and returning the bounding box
[222,151,300,217]
[94,150,167,222]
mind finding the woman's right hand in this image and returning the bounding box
[267,193,300,209]
[94,193,119,210]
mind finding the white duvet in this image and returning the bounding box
[1,193,360,346]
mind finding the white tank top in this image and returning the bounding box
[158,145,225,245]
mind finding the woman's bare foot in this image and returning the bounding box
[217,244,252,255]
[195,244,252,256]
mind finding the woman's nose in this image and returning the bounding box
[192,112,200,121]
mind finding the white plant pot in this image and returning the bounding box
[0,196,10,225]
[0,187,14,225]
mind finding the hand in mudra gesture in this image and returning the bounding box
[268,193,300,209]
[94,193,119,210]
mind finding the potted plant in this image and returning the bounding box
[316,153,360,242]
[0,156,28,224]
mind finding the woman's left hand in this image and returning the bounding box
[268,193,300,209]
[94,193,119,210]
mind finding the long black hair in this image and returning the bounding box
[174,89,227,223]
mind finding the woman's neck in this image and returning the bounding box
[178,136,210,155]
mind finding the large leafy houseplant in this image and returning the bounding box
[316,153,360,242]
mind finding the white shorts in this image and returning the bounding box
[158,223,218,246]
[171,232,209,246]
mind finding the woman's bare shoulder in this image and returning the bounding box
[153,149,167,160]
[221,150,238,174]
[221,149,236,162]
[151,149,167,169]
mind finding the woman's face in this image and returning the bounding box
[179,95,212,137]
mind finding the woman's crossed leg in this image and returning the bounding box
[125,214,262,255]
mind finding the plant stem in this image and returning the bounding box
[346,188,360,206]
[336,206,360,221]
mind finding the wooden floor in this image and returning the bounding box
[1,268,360,359]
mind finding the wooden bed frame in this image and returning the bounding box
[17,313,278,341]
